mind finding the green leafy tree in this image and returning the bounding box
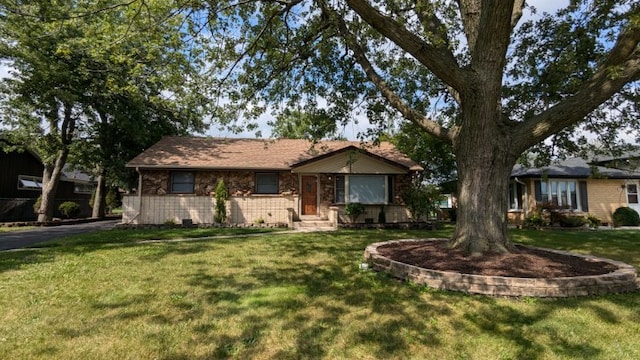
[389,122,456,184]
[193,0,640,255]
[401,183,443,222]
[0,0,206,220]
[270,108,345,140]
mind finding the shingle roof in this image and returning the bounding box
[126,136,422,171]
[511,157,640,179]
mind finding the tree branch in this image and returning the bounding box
[344,0,466,94]
[319,0,452,144]
[514,18,640,152]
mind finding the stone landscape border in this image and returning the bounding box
[364,239,639,297]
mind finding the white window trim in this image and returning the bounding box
[626,182,639,205]
[508,182,522,211]
[539,179,581,211]
[18,175,43,191]
[336,174,389,205]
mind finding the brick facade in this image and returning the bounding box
[509,178,632,226]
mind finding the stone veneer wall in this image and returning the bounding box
[141,170,298,196]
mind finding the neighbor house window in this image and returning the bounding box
[170,172,195,193]
[18,175,43,190]
[255,173,279,194]
[334,175,389,204]
[508,183,524,210]
[535,180,580,210]
[74,183,94,194]
[627,184,639,204]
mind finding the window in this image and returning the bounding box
[535,180,580,210]
[18,175,43,190]
[255,173,278,194]
[335,175,345,203]
[508,183,523,210]
[171,172,195,193]
[438,194,453,208]
[628,184,639,204]
[74,183,94,194]
[334,175,388,204]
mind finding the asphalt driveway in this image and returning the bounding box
[0,219,120,251]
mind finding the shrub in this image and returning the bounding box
[33,195,42,214]
[214,180,228,223]
[58,201,81,219]
[344,202,365,223]
[401,183,443,222]
[106,188,121,212]
[559,214,587,228]
[378,206,386,224]
[612,207,640,227]
[524,212,546,228]
[586,214,602,229]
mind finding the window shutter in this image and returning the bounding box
[579,181,589,212]
[534,181,542,202]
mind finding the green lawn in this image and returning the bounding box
[0,226,638,359]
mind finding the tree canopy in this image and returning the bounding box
[193,0,639,254]
[0,0,206,220]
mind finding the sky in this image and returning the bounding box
[0,0,571,141]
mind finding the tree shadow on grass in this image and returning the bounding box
[3,229,639,359]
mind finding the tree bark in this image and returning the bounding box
[450,144,518,255]
[449,80,520,255]
[92,170,106,219]
[37,150,70,222]
[37,103,75,222]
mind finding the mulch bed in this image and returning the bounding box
[376,240,619,278]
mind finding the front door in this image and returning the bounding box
[301,175,318,216]
[626,181,640,214]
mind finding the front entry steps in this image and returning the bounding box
[293,218,336,231]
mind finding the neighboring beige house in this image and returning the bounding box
[122,136,423,227]
[508,153,640,226]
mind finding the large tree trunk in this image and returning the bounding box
[37,103,75,223]
[92,170,107,218]
[449,147,518,255]
[37,150,69,222]
[448,86,520,255]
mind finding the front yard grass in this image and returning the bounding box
[0,226,638,359]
